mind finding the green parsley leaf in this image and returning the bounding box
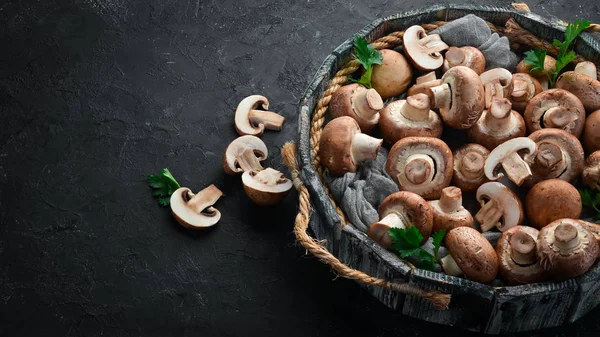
[580,188,594,207]
[432,229,446,257]
[564,19,591,51]
[347,35,383,89]
[388,226,446,272]
[523,49,547,73]
[147,168,181,206]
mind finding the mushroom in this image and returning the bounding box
[582,150,600,191]
[234,95,285,136]
[378,93,443,144]
[526,128,585,186]
[480,68,514,110]
[427,186,474,233]
[170,185,224,229]
[523,89,586,138]
[407,72,443,97]
[475,181,524,233]
[442,46,486,75]
[496,226,547,285]
[516,55,556,90]
[242,168,293,206]
[319,116,383,177]
[426,66,486,129]
[556,70,600,113]
[367,191,433,248]
[583,109,600,154]
[329,83,384,134]
[509,73,542,113]
[403,25,449,71]
[467,97,526,150]
[385,136,453,200]
[371,49,414,99]
[579,220,600,255]
[223,135,268,175]
[452,143,490,193]
[525,179,582,229]
[484,137,537,186]
[440,226,499,283]
[574,61,598,80]
[537,218,599,279]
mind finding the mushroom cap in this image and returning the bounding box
[537,218,599,279]
[371,49,413,99]
[444,226,499,283]
[467,109,526,151]
[556,71,600,113]
[379,99,443,144]
[372,191,434,244]
[480,68,514,100]
[242,168,293,206]
[234,95,273,136]
[582,150,600,190]
[484,137,537,183]
[222,135,268,175]
[496,226,547,285]
[407,79,444,97]
[526,128,585,186]
[452,143,490,193]
[517,55,556,79]
[579,220,600,254]
[437,66,486,129]
[476,182,524,232]
[386,136,453,200]
[318,116,361,176]
[428,187,474,233]
[170,186,223,229]
[583,109,600,154]
[524,89,586,137]
[525,179,582,229]
[510,73,543,112]
[329,83,382,134]
[442,46,486,75]
[403,26,448,71]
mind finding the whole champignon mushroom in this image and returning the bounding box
[379,93,442,144]
[385,136,453,200]
[407,72,443,97]
[480,68,514,110]
[516,55,556,90]
[523,89,586,137]
[582,150,600,190]
[329,83,384,134]
[525,179,582,229]
[440,227,499,283]
[242,168,293,206]
[526,128,585,186]
[583,109,600,154]
[223,135,268,175]
[234,95,285,136]
[371,49,414,99]
[537,219,599,279]
[170,185,224,229]
[509,73,542,113]
[442,46,486,75]
[574,61,598,80]
[403,25,449,71]
[427,66,486,129]
[467,97,526,150]
[484,137,537,186]
[452,143,490,193]
[496,226,547,285]
[475,182,524,233]
[319,116,383,177]
[556,70,600,113]
[427,186,474,233]
[367,191,433,249]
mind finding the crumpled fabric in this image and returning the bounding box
[430,14,520,72]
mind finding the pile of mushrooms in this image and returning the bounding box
[318,24,600,285]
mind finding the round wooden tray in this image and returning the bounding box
[295,4,600,334]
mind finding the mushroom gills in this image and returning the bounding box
[398,154,436,186]
[540,106,579,130]
[476,199,504,232]
[440,254,463,276]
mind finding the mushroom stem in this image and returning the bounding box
[476,199,503,232]
[532,141,567,178]
[403,154,435,185]
[440,254,464,276]
[510,230,537,265]
[543,107,578,129]
[418,34,449,54]
[500,152,533,186]
[484,82,507,108]
[351,133,382,163]
[575,61,597,80]
[400,94,431,121]
[186,185,224,214]
[428,83,451,111]
[538,78,549,91]
[379,213,407,230]
[511,80,529,102]
[351,87,384,120]
[416,71,437,84]
[484,98,513,133]
[236,148,265,172]
[439,187,462,213]
[248,110,285,131]
[554,223,580,250]
[459,151,485,180]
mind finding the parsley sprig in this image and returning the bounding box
[347,35,383,89]
[388,226,446,271]
[147,168,181,206]
[524,19,591,87]
[579,187,600,221]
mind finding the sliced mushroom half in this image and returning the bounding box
[475,182,523,233]
[170,185,224,229]
[484,137,536,186]
[234,95,285,136]
[509,73,542,113]
[403,25,449,71]
[480,68,514,110]
[223,135,268,175]
[242,168,293,206]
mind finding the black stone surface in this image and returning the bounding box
[1,0,599,336]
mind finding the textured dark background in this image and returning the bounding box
[1,0,600,336]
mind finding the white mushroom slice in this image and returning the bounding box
[242,168,293,206]
[223,135,268,175]
[170,185,224,229]
[484,137,536,186]
[234,95,285,136]
[403,25,449,71]
[480,68,514,109]
[475,182,523,232]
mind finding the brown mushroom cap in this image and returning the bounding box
[496,226,547,285]
[443,227,499,283]
[467,102,526,151]
[582,150,600,191]
[403,25,449,71]
[556,71,600,113]
[223,135,268,175]
[583,109,600,154]
[329,83,383,134]
[442,46,486,75]
[525,179,582,229]
[579,220,600,255]
[517,55,556,87]
[537,219,599,279]
[242,168,293,206]
[170,185,224,229]
[427,186,474,232]
[526,128,585,186]
[510,73,542,113]
[452,143,490,192]
[385,136,453,200]
[524,89,586,137]
[371,49,413,99]
[378,94,443,144]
